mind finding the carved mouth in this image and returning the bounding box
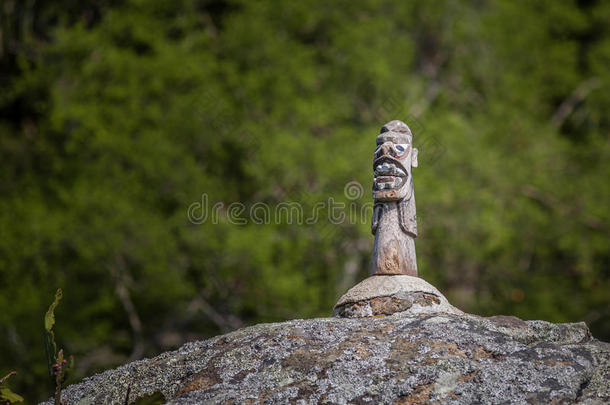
[373,158,407,190]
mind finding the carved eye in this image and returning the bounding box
[395,144,408,157]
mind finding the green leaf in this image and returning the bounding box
[44,288,63,379]
[68,354,75,372]
[44,328,57,379]
[44,288,63,331]
[0,387,25,403]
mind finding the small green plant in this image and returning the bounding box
[0,371,24,404]
[44,288,74,405]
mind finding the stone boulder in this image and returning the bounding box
[333,275,463,318]
[42,312,609,404]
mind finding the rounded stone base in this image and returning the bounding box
[333,275,462,318]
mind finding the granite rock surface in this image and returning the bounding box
[41,312,610,404]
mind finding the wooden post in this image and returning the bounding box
[371,120,419,276]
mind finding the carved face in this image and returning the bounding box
[372,120,418,202]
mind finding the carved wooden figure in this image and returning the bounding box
[371,120,419,276]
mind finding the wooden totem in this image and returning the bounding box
[371,120,419,276]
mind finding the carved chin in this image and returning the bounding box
[373,180,410,201]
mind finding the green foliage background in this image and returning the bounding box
[1,0,609,401]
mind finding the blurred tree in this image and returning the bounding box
[0,0,608,401]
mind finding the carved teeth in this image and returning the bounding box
[373,175,404,190]
[374,162,406,177]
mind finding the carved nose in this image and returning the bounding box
[379,142,394,156]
